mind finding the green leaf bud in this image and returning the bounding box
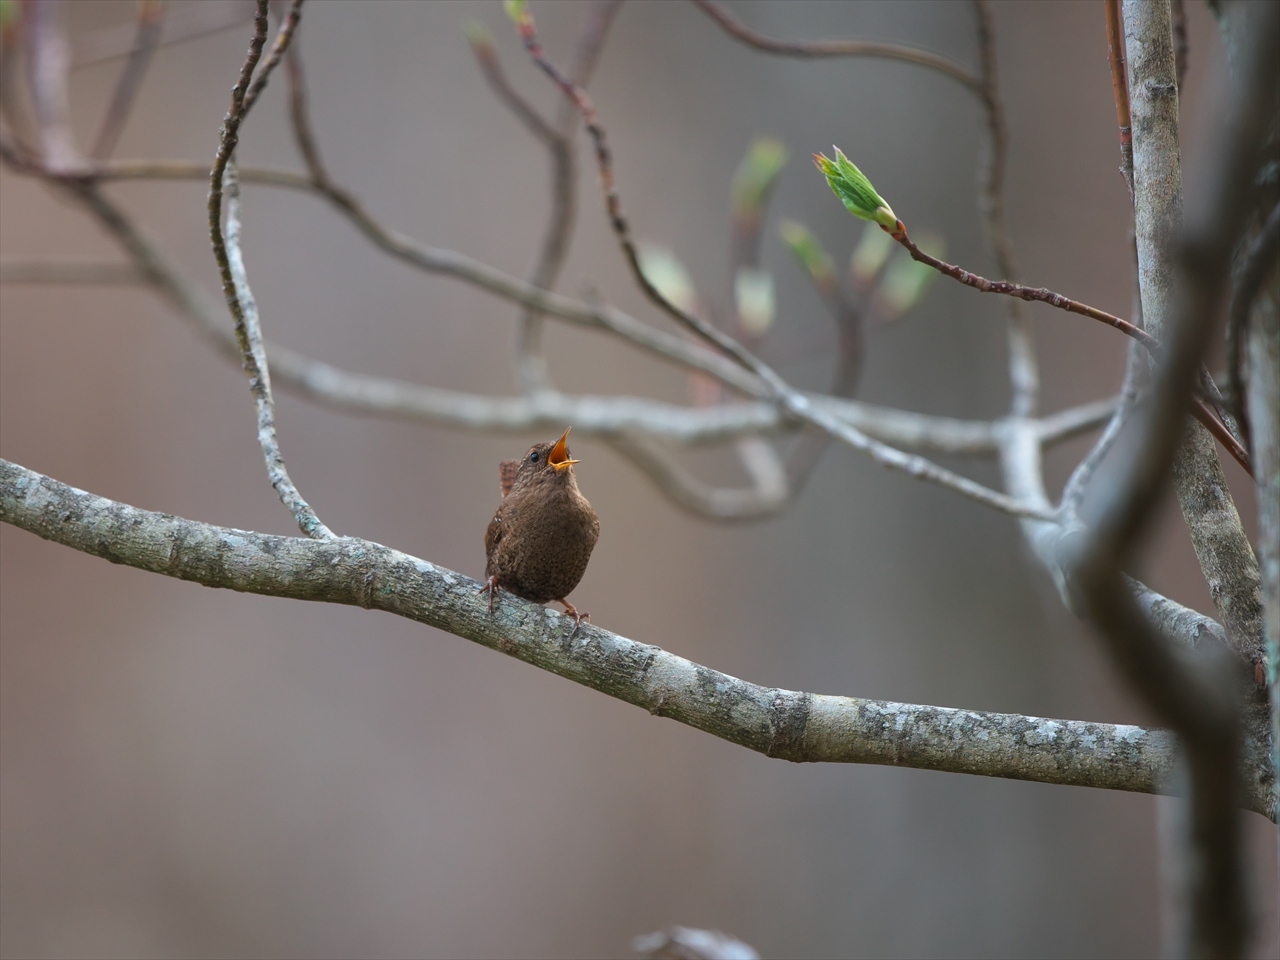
[638,244,697,313]
[504,0,529,24]
[463,20,494,51]
[881,232,944,314]
[731,138,788,218]
[850,223,894,283]
[813,146,897,228]
[778,219,836,286]
[734,268,776,336]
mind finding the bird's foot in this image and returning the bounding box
[558,599,590,639]
[478,576,501,613]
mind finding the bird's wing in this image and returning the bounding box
[499,459,520,498]
[484,506,505,558]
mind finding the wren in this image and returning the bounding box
[480,427,600,631]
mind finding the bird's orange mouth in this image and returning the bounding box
[549,427,580,472]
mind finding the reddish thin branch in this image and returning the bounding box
[690,0,982,95]
[892,223,1158,349]
[508,4,767,383]
[1104,0,1134,197]
[890,223,1252,473]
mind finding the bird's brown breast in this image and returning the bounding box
[485,480,599,604]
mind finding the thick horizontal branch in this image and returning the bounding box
[3,456,1271,817]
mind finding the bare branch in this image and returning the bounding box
[633,927,760,960]
[1228,201,1280,451]
[7,456,1270,817]
[973,1,1038,419]
[0,259,143,284]
[892,224,1252,473]
[23,0,77,170]
[1061,332,1144,519]
[223,162,333,539]
[1072,4,1280,953]
[608,434,790,521]
[1035,397,1120,445]
[689,0,983,95]
[1123,0,1264,668]
[893,224,1157,350]
[465,21,558,147]
[1104,0,1135,197]
[70,0,256,69]
[240,0,303,117]
[90,0,165,159]
[509,4,1055,523]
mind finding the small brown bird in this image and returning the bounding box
[480,427,600,630]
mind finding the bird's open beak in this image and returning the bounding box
[548,427,580,472]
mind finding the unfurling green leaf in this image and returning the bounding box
[731,138,788,218]
[638,244,697,312]
[0,0,20,38]
[813,146,897,228]
[778,220,836,286]
[850,223,894,283]
[504,0,529,23]
[734,268,776,335]
[881,232,944,314]
[463,20,493,50]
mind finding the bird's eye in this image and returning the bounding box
[530,452,540,462]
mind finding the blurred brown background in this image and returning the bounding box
[1,1,1274,957]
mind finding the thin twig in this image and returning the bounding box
[1228,201,1280,454]
[206,4,329,539]
[689,0,983,95]
[509,3,1057,523]
[466,22,558,146]
[71,0,256,69]
[207,0,269,310]
[0,259,143,284]
[892,224,1158,349]
[519,1,622,392]
[1062,336,1145,518]
[224,162,333,539]
[1077,5,1280,952]
[0,3,36,156]
[284,47,328,184]
[23,0,77,170]
[1061,239,1146,518]
[890,224,1252,473]
[974,1,1037,419]
[466,5,623,391]
[1104,0,1134,197]
[91,0,165,159]
[608,434,791,520]
[240,0,304,116]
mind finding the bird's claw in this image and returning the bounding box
[478,576,501,613]
[558,600,590,640]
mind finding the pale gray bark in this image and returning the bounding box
[1124,0,1264,668]
[7,457,1268,814]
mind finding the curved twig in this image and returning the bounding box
[689,0,982,95]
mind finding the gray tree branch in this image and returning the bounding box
[5,456,1273,817]
[1124,0,1264,670]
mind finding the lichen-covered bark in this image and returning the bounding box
[1124,0,1264,666]
[4,457,1275,816]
